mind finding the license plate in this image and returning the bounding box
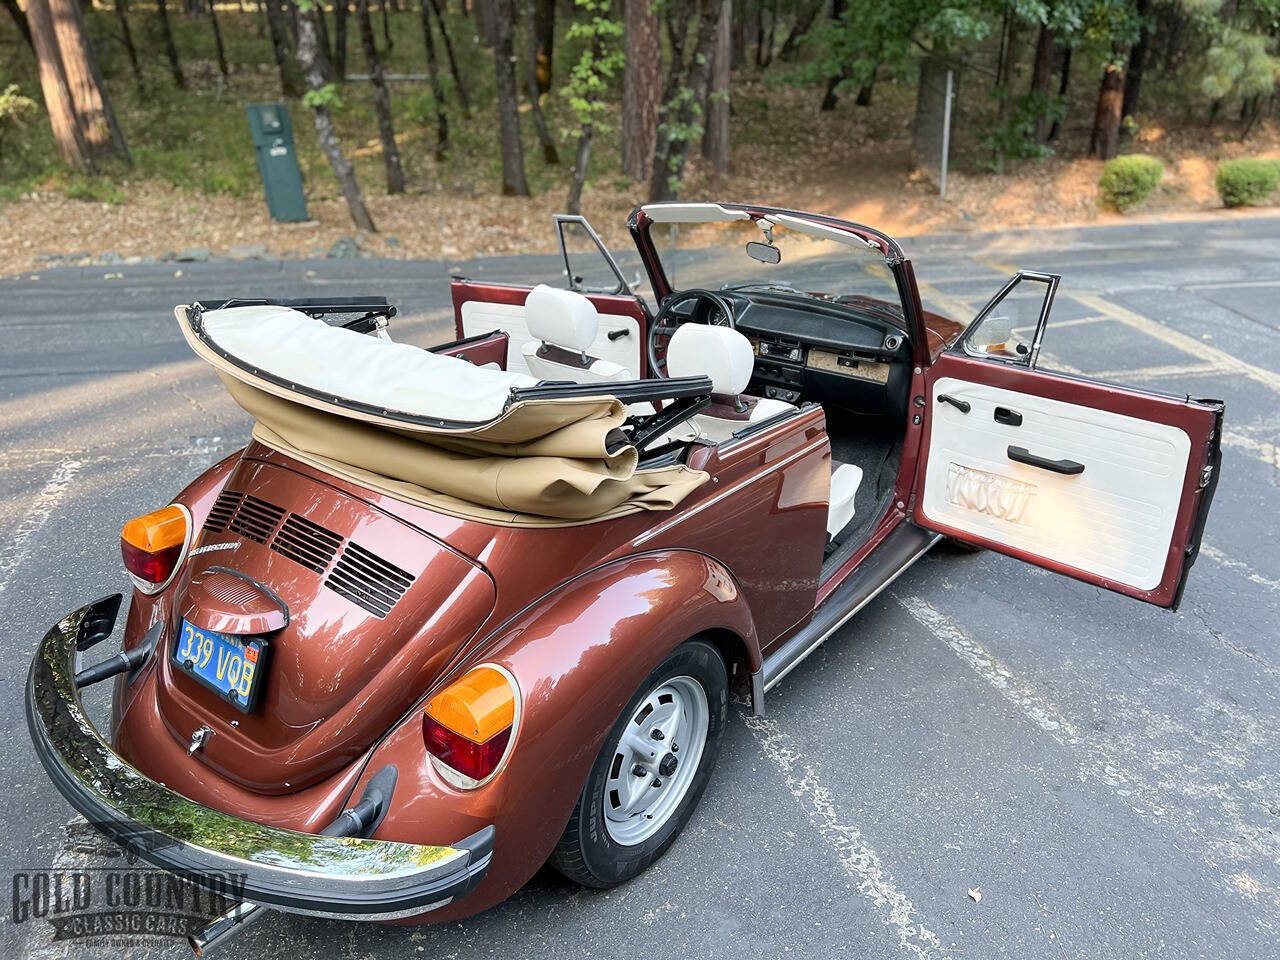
[171,619,267,713]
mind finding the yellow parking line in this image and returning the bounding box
[911,277,975,323]
[1070,291,1280,395]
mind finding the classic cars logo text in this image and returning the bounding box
[11,867,246,944]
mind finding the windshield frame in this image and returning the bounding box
[627,202,929,362]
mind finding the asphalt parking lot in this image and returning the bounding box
[1,214,1278,959]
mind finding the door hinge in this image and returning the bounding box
[1199,464,1214,489]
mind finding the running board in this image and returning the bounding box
[754,523,941,712]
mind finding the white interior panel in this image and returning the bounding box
[922,376,1192,591]
[460,298,641,379]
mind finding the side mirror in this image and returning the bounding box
[745,241,781,265]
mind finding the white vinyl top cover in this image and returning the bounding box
[525,284,600,352]
[666,325,755,396]
[199,304,538,423]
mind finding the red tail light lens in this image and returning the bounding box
[121,504,191,593]
[422,665,519,787]
[423,716,512,782]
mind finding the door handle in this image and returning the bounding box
[607,328,630,341]
[994,406,1022,426]
[938,394,970,414]
[1007,445,1085,475]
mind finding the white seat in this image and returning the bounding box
[827,463,863,538]
[665,324,794,443]
[521,284,628,384]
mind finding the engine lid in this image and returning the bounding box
[154,457,496,793]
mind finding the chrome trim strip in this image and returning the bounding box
[762,533,941,693]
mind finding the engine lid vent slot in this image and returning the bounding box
[325,543,415,619]
[272,514,343,574]
[227,494,285,544]
[203,490,243,534]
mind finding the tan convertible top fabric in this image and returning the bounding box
[178,306,708,523]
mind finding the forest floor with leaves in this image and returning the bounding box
[2,10,1279,276]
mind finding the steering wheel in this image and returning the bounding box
[647,288,738,378]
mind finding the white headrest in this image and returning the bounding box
[666,324,755,396]
[525,284,600,353]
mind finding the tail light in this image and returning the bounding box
[422,665,519,788]
[121,504,191,594]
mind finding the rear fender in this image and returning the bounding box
[360,550,757,921]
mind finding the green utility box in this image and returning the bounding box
[246,103,308,223]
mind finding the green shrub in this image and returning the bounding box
[61,176,125,205]
[1215,157,1280,207]
[1098,155,1165,212]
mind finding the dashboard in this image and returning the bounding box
[676,290,913,416]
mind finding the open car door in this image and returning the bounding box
[914,272,1223,609]
[451,215,651,378]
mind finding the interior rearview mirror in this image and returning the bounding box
[745,241,781,265]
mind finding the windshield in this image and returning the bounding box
[645,208,904,315]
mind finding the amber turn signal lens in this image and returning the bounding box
[121,504,189,591]
[423,666,518,785]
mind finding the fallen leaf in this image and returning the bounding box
[967,887,982,903]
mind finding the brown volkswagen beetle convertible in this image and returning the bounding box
[26,203,1224,951]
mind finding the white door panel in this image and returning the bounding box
[922,376,1192,591]
[459,300,641,379]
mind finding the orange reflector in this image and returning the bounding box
[424,667,515,744]
[121,505,188,553]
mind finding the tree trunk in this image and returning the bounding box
[491,0,529,195]
[533,0,553,93]
[418,0,448,158]
[297,5,377,231]
[47,0,129,163]
[1089,55,1125,160]
[855,79,873,106]
[817,0,846,111]
[4,0,34,50]
[379,0,392,49]
[113,0,143,86]
[26,0,94,171]
[156,0,187,87]
[335,0,348,79]
[567,121,592,215]
[356,0,406,193]
[1030,23,1054,141]
[427,0,470,115]
[208,0,230,77]
[648,0,719,202]
[524,0,558,163]
[313,1,334,78]
[265,0,301,95]
[761,0,777,67]
[473,0,497,46]
[621,0,661,182]
[777,0,820,62]
[1047,44,1070,142]
[1121,0,1150,120]
[701,0,730,174]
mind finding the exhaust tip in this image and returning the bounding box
[188,902,263,957]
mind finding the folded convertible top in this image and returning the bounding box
[178,303,710,524]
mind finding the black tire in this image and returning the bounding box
[550,638,728,888]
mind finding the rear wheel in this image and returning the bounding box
[550,639,727,888]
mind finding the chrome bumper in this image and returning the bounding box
[25,596,494,919]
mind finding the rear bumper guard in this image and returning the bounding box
[25,596,494,920]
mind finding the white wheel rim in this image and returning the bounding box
[602,674,709,846]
